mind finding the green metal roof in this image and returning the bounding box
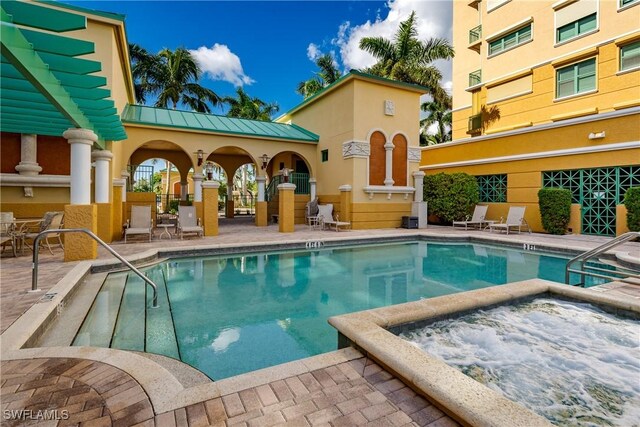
[122,104,319,143]
[0,1,127,145]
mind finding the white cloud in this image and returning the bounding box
[330,0,452,83]
[307,43,320,61]
[189,44,255,87]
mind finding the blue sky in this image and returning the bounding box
[67,0,453,116]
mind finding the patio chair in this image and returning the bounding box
[305,198,320,227]
[177,205,203,239]
[1,212,16,257]
[24,212,64,254]
[125,205,153,243]
[316,204,333,230]
[324,214,351,232]
[488,206,531,235]
[452,205,488,230]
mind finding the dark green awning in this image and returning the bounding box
[0,1,127,145]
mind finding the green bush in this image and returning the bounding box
[423,173,480,223]
[624,187,640,232]
[538,188,572,235]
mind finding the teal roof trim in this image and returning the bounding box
[35,0,126,22]
[122,105,319,143]
[278,70,429,120]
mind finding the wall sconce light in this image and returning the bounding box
[205,162,214,180]
[196,149,204,166]
[588,131,606,140]
[260,153,270,170]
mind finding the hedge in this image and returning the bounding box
[424,173,479,223]
[538,188,571,235]
[624,187,640,232]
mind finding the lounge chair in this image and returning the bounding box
[24,212,64,254]
[324,214,351,232]
[452,205,488,230]
[177,205,203,239]
[305,198,320,227]
[488,206,531,235]
[125,205,153,242]
[316,204,333,230]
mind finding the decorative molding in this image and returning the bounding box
[112,179,126,187]
[201,181,220,189]
[0,173,71,187]
[363,185,415,200]
[408,147,421,162]
[342,140,370,158]
[420,141,640,170]
[339,185,352,192]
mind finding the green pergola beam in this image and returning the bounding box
[1,98,118,117]
[0,88,116,111]
[1,1,86,32]
[1,63,108,89]
[37,51,102,74]
[20,28,94,56]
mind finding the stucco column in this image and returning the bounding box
[64,128,96,205]
[112,178,125,242]
[384,140,395,186]
[92,150,112,204]
[180,181,188,201]
[193,173,204,202]
[121,170,130,202]
[339,184,352,223]
[412,171,425,202]
[15,134,42,197]
[278,183,296,233]
[411,171,427,229]
[256,176,267,227]
[62,128,98,262]
[226,178,234,218]
[309,178,317,200]
[202,181,220,236]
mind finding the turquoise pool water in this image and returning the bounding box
[74,241,607,380]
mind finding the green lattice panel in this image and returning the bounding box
[476,174,507,203]
[542,169,581,203]
[618,166,640,203]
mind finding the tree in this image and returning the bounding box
[129,44,220,113]
[420,100,451,146]
[297,54,342,99]
[359,12,454,106]
[223,87,279,121]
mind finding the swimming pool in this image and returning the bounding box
[73,241,611,380]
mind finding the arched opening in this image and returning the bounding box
[392,133,408,186]
[209,146,257,220]
[369,131,386,185]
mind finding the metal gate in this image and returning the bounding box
[127,164,155,192]
[543,166,640,236]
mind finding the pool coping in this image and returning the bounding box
[1,231,638,416]
[328,279,640,427]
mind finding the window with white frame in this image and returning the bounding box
[556,13,597,43]
[488,24,532,56]
[556,58,596,98]
[620,41,640,72]
[554,0,598,44]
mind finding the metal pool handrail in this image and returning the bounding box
[565,231,640,285]
[31,228,159,308]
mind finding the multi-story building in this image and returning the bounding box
[421,0,640,236]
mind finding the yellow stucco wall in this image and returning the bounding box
[124,192,157,226]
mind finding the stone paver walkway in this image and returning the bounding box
[1,356,458,427]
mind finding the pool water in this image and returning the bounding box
[401,298,640,427]
[75,241,608,380]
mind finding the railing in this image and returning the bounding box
[469,25,482,44]
[31,228,159,308]
[468,69,482,87]
[266,173,311,201]
[157,193,193,213]
[565,231,640,285]
[224,193,256,214]
[468,113,482,134]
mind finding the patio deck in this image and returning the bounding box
[1,220,638,426]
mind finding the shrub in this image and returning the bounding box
[423,173,480,223]
[538,188,571,235]
[624,187,640,232]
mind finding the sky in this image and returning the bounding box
[67,0,453,117]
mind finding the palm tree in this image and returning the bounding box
[223,87,279,121]
[297,54,342,99]
[420,100,451,146]
[359,11,454,106]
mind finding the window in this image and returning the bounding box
[476,174,507,203]
[556,13,596,43]
[620,0,639,7]
[321,149,328,162]
[620,41,640,72]
[488,24,532,56]
[556,58,596,98]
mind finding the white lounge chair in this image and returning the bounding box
[316,204,333,230]
[305,198,320,227]
[177,205,203,239]
[324,214,351,232]
[453,205,489,230]
[489,206,531,235]
[125,205,153,242]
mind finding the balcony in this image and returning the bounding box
[468,69,482,87]
[468,25,482,52]
[467,113,482,135]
